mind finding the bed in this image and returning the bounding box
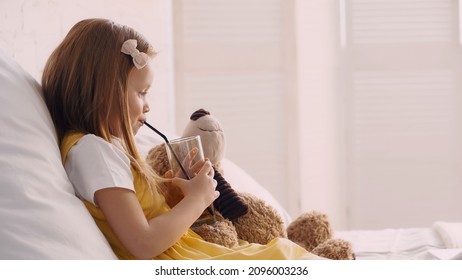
[335,225,462,260]
[0,48,293,259]
[1,49,460,260]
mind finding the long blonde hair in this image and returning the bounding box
[42,18,161,187]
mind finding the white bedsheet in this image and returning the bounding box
[432,222,462,249]
[335,228,447,260]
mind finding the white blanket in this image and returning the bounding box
[335,228,444,260]
[432,222,462,249]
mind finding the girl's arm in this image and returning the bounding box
[95,160,218,259]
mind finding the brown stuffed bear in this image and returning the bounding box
[146,109,354,260]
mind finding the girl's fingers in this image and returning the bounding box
[207,166,214,177]
[182,147,198,168]
[190,159,205,175]
[180,147,207,178]
[164,170,173,178]
[171,176,187,186]
[198,160,213,176]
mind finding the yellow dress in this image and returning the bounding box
[61,132,322,260]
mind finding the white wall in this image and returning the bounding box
[294,0,347,229]
[0,0,174,132]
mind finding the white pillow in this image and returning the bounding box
[221,159,292,226]
[0,50,117,259]
[135,125,165,158]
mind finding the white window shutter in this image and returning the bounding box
[173,0,295,210]
[344,0,462,229]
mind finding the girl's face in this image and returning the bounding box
[127,61,154,135]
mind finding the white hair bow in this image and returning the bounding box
[121,39,149,69]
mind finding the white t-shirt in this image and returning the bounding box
[64,134,135,206]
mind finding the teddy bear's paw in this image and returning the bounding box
[233,192,286,244]
[192,219,239,248]
[286,211,333,251]
[311,239,355,260]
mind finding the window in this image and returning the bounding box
[172,0,298,212]
[343,0,462,229]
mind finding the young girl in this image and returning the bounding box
[42,18,322,260]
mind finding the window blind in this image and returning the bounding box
[344,0,462,229]
[350,0,453,44]
[173,0,293,208]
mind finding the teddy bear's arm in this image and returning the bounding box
[213,167,249,221]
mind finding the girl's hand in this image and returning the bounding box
[173,147,204,179]
[172,160,219,209]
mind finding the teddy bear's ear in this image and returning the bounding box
[190,108,210,120]
[213,167,249,221]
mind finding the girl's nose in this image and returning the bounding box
[144,103,150,113]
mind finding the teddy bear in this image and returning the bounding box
[146,109,354,260]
